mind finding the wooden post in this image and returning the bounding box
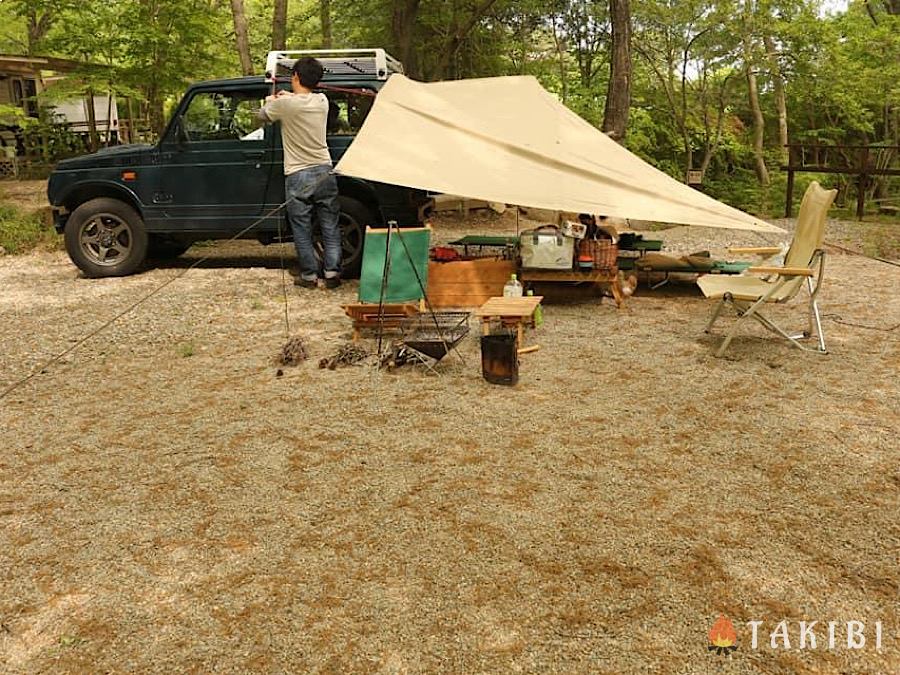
[784,150,795,219]
[126,98,134,144]
[857,146,869,221]
[84,87,99,153]
[856,173,867,220]
[104,88,114,147]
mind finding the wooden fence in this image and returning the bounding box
[783,144,900,219]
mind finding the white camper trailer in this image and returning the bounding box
[49,94,119,142]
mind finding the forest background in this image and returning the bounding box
[1,0,898,217]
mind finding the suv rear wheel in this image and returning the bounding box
[64,198,148,277]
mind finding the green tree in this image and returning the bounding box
[633,0,741,179]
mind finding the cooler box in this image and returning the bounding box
[520,225,575,270]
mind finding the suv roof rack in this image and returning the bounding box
[264,49,403,83]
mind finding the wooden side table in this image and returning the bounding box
[519,268,625,308]
[475,296,544,347]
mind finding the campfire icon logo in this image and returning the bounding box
[708,615,738,655]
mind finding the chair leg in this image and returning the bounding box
[651,272,671,290]
[715,332,736,358]
[708,277,827,357]
[747,307,828,354]
[749,311,807,349]
[715,296,767,357]
[804,278,815,339]
[811,298,827,353]
[705,298,727,334]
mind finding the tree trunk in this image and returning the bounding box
[392,0,422,78]
[746,67,769,185]
[320,0,332,48]
[230,0,254,76]
[699,75,733,174]
[700,148,713,175]
[272,0,288,51]
[146,85,165,139]
[601,0,631,142]
[26,11,53,55]
[684,140,693,183]
[891,106,900,145]
[84,89,99,153]
[763,35,788,164]
[743,37,769,185]
[551,18,568,103]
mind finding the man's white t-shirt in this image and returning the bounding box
[261,92,332,175]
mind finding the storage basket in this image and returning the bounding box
[578,237,618,270]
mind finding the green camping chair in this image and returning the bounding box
[697,181,838,357]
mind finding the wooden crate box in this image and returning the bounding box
[427,258,517,308]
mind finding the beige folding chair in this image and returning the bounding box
[698,181,838,357]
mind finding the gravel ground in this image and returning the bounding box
[1,203,898,673]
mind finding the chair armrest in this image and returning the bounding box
[728,247,782,255]
[747,266,814,276]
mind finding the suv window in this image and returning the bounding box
[183,90,265,142]
[326,91,375,136]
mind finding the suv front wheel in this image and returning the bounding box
[64,198,149,277]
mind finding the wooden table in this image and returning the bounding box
[475,296,544,346]
[519,268,625,308]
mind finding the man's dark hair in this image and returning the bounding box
[293,57,324,88]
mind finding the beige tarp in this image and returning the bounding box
[335,75,783,234]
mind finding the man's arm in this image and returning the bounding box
[257,98,277,124]
[257,91,291,124]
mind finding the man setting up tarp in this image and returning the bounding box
[259,57,343,289]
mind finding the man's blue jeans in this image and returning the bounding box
[285,164,341,281]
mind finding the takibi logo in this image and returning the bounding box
[708,615,738,655]
[707,616,886,655]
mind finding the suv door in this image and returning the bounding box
[155,87,274,231]
[324,88,376,161]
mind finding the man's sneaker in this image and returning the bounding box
[324,277,342,289]
[294,277,318,289]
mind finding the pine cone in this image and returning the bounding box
[278,336,308,366]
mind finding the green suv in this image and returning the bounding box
[46,49,431,277]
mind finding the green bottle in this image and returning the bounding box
[527,289,544,328]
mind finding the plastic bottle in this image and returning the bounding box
[527,289,544,327]
[503,273,523,297]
